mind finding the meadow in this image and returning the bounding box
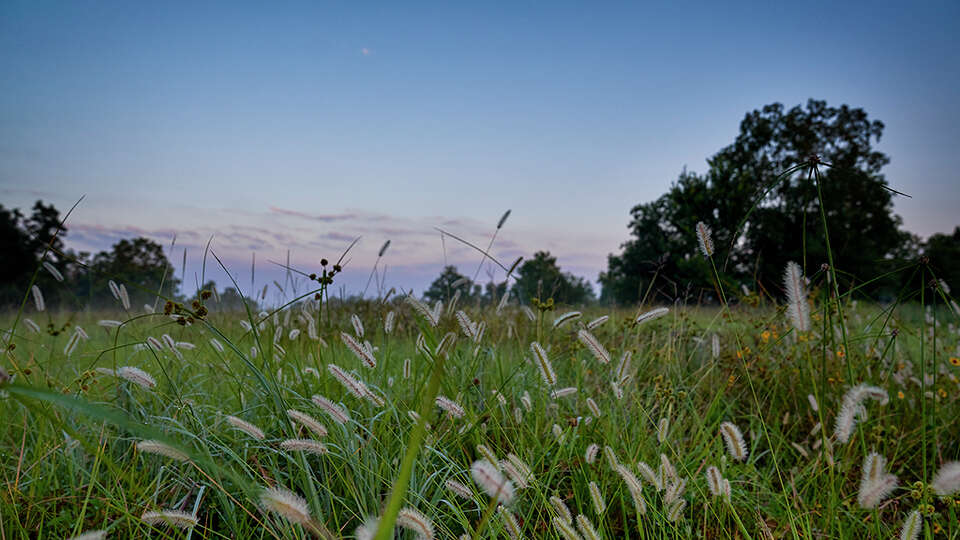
[1,256,959,540]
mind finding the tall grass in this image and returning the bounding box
[2,161,959,538]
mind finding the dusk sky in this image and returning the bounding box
[2,1,958,299]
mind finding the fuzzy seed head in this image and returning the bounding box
[719,421,748,462]
[226,415,266,440]
[141,509,198,528]
[259,486,312,525]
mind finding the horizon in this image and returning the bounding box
[2,1,958,298]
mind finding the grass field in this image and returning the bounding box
[1,274,959,539]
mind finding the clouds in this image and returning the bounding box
[57,203,618,297]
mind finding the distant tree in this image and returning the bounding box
[924,227,960,295]
[422,265,481,305]
[90,237,179,308]
[601,99,913,304]
[512,251,594,306]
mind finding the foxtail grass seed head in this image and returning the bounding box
[436,395,465,419]
[471,459,515,504]
[456,310,477,340]
[666,499,686,522]
[657,417,669,443]
[350,314,364,338]
[636,461,661,490]
[118,284,131,310]
[586,315,609,329]
[31,285,45,312]
[553,311,581,329]
[588,481,606,515]
[575,515,600,540]
[659,453,678,484]
[635,307,668,325]
[108,280,121,301]
[783,261,811,332]
[287,409,327,437]
[530,342,557,386]
[664,478,687,506]
[550,495,573,524]
[116,366,156,389]
[476,444,499,467]
[719,421,748,462]
[403,357,411,379]
[616,465,646,514]
[67,531,107,540]
[551,387,578,399]
[259,486,312,525]
[900,509,922,540]
[585,397,601,418]
[23,318,40,333]
[209,338,225,353]
[705,466,724,498]
[503,453,532,489]
[406,293,438,326]
[604,446,618,470]
[226,415,266,440]
[43,261,64,282]
[520,391,532,411]
[312,394,350,425]
[137,440,189,462]
[834,384,888,444]
[521,305,536,321]
[327,363,368,398]
[696,221,714,257]
[396,507,434,540]
[931,461,960,496]
[585,444,600,464]
[288,329,300,340]
[711,334,720,359]
[64,332,81,356]
[807,394,819,413]
[434,332,456,357]
[340,332,376,368]
[552,516,582,540]
[553,424,565,442]
[857,452,898,508]
[445,479,473,499]
[384,310,396,334]
[141,509,198,528]
[577,329,610,364]
[499,505,523,540]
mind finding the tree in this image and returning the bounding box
[90,237,179,308]
[422,266,481,305]
[512,251,594,306]
[601,99,913,304]
[924,227,960,295]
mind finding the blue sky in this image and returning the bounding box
[2,1,958,298]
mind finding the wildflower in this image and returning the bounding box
[116,366,156,389]
[136,440,189,462]
[635,307,668,325]
[312,394,351,425]
[226,415,266,440]
[141,510,198,528]
[287,409,327,437]
[577,329,610,364]
[696,221,714,257]
[950,357,960,367]
[341,332,376,368]
[783,261,810,332]
[471,459,515,504]
[259,486,312,525]
[530,342,556,386]
[553,311,581,329]
[397,507,434,540]
[719,421,748,462]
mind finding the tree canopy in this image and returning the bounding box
[512,251,594,306]
[600,99,914,305]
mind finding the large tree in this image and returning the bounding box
[512,251,594,306]
[422,265,481,305]
[89,237,179,308]
[601,100,913,304]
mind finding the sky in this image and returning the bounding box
[1,1,958,299]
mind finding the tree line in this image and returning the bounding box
[3,100,957,310]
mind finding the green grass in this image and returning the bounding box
[1,291,958,539]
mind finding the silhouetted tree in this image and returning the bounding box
[601,99,914,304]
[90,237,179,308]
[422,265,481,305]
[924,227,960,295]
[512,251,594,306]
